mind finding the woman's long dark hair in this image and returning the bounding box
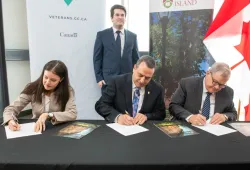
[22,60,70,111]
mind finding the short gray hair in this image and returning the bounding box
[136,55,155,69]
[209,62,231,78]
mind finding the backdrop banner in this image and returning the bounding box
[149,0,214,116]
[26,0,105,119]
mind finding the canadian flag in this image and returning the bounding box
[203,0,250,120]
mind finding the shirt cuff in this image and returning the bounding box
[114,114,121,123]
[223,114,228,120]
[186,115,193,122]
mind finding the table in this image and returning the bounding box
[0,119,250,170]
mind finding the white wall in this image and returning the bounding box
[6,61,31,103]
[2,0,29,49]
[124,0,149,51]
[2,0,31,109]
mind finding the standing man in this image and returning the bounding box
[169,62,237,126]
[95,56,166,125]
[93,4,140,91]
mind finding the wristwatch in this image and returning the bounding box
[48,112,54,120]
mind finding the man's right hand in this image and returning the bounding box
[188,114,206,126]
[8,119,21,131]
[117,114,134,125]
[98,80,106,88]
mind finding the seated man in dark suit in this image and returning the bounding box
[95,55,166,125]
[169,62,237,126]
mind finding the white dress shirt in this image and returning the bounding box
[186,78,215,121]
[200,78,215,118]
[112,27,125,57]
[114,82,145,122]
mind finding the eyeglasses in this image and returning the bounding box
[210,73,226,88]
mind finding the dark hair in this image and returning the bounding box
[110,4,127,18]
[136,55,155,69]
[22,60,70,111]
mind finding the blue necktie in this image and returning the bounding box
[116,30,121,58]
[132,87,140,117]
[202,92,211,119]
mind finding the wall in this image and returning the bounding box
[2,0,31,109]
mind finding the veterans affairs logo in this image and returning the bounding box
[163,0,173,8]
[64,0,73,6]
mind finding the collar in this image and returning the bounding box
[112,27,125,35]
[132,81,145,91]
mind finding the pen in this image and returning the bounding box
[125,110,129,115]
[125,110,137,125]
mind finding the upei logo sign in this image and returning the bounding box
[64,0,73,6]
[163,0,197,8]
[163,0,173,8]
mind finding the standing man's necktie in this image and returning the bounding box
[115,30,121,58]
[132,87,140,117]
[202,92,211,119]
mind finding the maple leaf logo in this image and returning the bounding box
[233,21,250,117]
[233,21,250,70]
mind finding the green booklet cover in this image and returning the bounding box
[56,122,100,139]
[154,122,198,138]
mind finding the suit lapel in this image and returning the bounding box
[194,77,204,112]
[140,81,152,112]
[124,74,133,116]
[36,93,45,114]
[109,27,116,46]
[122,29,128,58]
[214,90,223,113]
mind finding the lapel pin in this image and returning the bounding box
[148,91,150,95]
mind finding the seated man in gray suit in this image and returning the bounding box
[169,62,237,126]
[93,4,139,91]
[95,56,166,125]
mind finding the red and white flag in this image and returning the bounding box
[204,0,250,120]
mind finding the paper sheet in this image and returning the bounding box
[106,123,149,136]
[228,122,250,136]
[193,120,237,136]
[5,122,42,139]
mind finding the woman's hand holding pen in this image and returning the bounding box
[8,119,21,131]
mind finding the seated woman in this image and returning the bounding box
[2,60,77,132]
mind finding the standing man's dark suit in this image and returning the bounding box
[169,76,237,121]
[95,73,166,123]
[93,27,139,84]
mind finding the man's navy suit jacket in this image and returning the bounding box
[93,27,140,83]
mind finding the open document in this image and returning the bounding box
[5,122,42,139]
[107,123,149,136]
[193,119,237,136]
